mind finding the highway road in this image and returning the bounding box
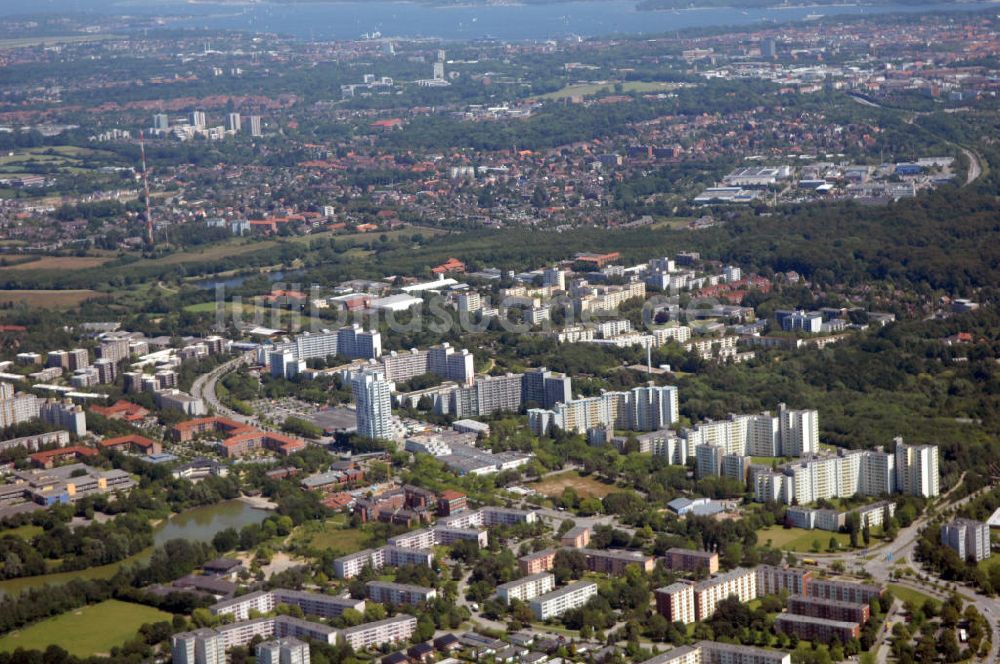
[190,350,257,424]
[962,147,983,187]
[804,477,1000,663]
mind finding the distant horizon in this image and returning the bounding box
[2,0,996,41]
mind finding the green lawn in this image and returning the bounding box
[295,517,372,556]
[0,600,171,656]
[887,583,936,607]
[977,555,1000,575]
[0,524,43,540]
[757,525,853,553]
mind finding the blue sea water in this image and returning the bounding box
[3,0,997,41]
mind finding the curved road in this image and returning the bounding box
[191,350,257,423]
[805,479,1000,663]
[848,93,985,188]
[962,147,983,187]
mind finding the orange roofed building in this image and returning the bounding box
[575,251,621,268]
[168,416,305,458]
[99,435,162,456]
[169,416,250,442]
[90,400,150,423]
[220,430,305,458]
[431,258,466,275]
[370,118,403,130]
[29,446,99,469]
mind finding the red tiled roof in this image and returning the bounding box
[99,435,157,450]
[29,446,98,463]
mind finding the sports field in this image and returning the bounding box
[0,600,171,656]
[529,471,616,499]
[757,525,852,552]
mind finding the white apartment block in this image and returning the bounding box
[366,581,438,605]
[381,343,474,386]
[172,629,225,664]
[529,581,598,620]
[597,319,632,338]
[175,616,339,664]
[40,399,87,436]
[340,614,417,651]
[352,369,394,440]
[655,582,697,624]
[895,439,940,497]
[437,506,538,528]
[941,518,991,562]
[210,589,365,621]
[696,444,725,479]
[427,343,475,386]
[652,325,692,345]
[387,525,487,549]
[649,431,690,465]
[630,385,680,431]
[683,404,817,458]
[529,384,679,436]
[456,291,482,313]
[256,638,310,664]
[473,373,523,414]
[0,388,40,429]
[333,545,434,579]
[692,568,757,621]
[497,572,556,604]
[753,444,914,506]
[267,326,382,364]
[640,641,790,664]
[779,404,819,456]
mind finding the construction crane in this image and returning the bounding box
[139,130,153,246]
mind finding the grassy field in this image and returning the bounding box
[537,80,680,100]
[0,146,113,170]
[0,524,43,540]
[757,525,853,552]
[0,600,170,656]
[0,256,111,271]
[0,289,103,308]
[295,517,372,556]
[529,471,617,499]
[887,583,937,607]
[147,227,440,267]
[977,555,1000,576]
